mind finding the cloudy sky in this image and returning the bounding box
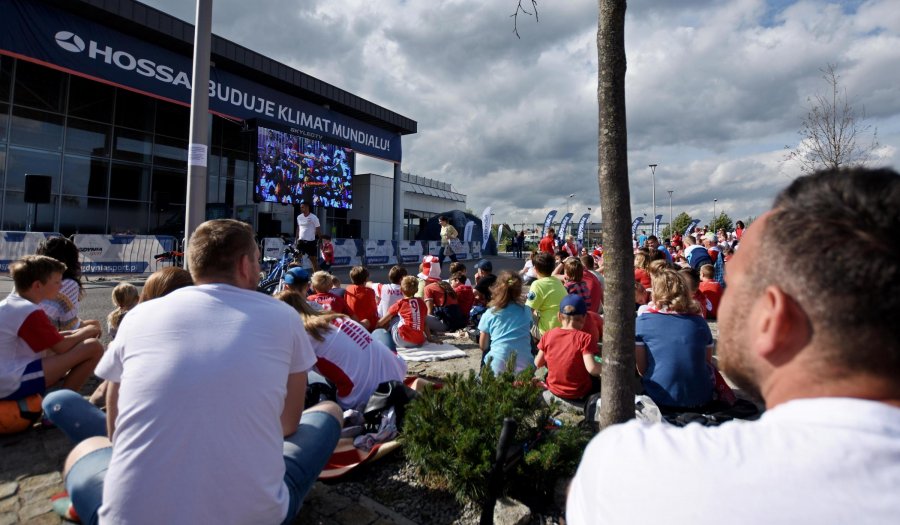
[144,0,900,228]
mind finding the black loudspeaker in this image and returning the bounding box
[24,175,52,204]
[152,191,171,213]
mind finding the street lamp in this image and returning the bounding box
[667,190,674,238]
[587,207,592,245]
[566,193,575,215]
[648,164,658,236]
[713,199,718,227]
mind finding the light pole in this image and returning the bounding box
[566,193,575,215]
[667,190,674,238]
[713,198,718,228]
[586,207,592,245]
[648,164,658,236]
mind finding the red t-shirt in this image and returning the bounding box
[582,270,603,312]
[634,268,652,290]
[344,284,378,330]
[539,235,556,254]
[19,310,65,351]
[692,290,708,319]
[538,328,596,399]
[309,292,350,314]
[320,241,334,264]
[699,281,723,319]
[424,283,458,308]
[453,284,475,319]
[388,297,427,346]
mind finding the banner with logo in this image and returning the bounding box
[481,207,493,250]
[576,214,590,244]
[469,242,482,260]
[558,212,574,239]
[0,0,401,162]
[630,217,644,238]
[684,219,702,237]
[332,239,362,267]
[262,237,288,261]
[463,221,475,243]
[654,214,663,238]
[0,231,62,272]
[73,234,176,274]
[364,240,397,266]
[397,241,424,264]
[541,210,558,238]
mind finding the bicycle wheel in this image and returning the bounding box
[257,278,280,295]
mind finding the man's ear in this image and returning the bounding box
[754,285,812,367]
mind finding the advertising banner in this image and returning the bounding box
[481,207,492,250]
[364,240,397,266]
[463,221,475,243]
[262,237,287,261]
[0,0,401,162]
[73,234,176,274]
[654,214,663,238]
[469,242,482,260]
[332,239,362,267]
[397,241,424,264]
[684,219,702,237]
[630,217,644,238]
[576,214,590,244]
[558,212,574,239]
[541,210,558,238]
[0,231,62,272]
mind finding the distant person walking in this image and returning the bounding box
[296,202,321,271]
[438,216,459,265]
[515,231,525,258]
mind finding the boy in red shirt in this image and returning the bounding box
[0,256,103,402]
[450,271,474,319]
[534,295,601,403]
[344,266,379,330]
[374,276,435,351]
[698,264,724,319]
[308,271,351,314]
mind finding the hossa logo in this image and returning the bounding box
[52,30,192,88]
[55,31,85,53]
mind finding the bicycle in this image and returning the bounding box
[154,250,184,267]
[257,241,298,295]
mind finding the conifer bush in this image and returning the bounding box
[402,365,592,506]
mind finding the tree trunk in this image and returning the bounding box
[597,0,635,428]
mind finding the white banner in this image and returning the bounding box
[0,232,63,272]
[463,221,475,243]
[73,234,177,274]
[332,239,362,267]
[364,240,397,266]
[262,237,287,260]
[397,241,424,264]
[469,242,482,260]
[481,207,493,250]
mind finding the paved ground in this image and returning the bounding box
[0,254,527,524]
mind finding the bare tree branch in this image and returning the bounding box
[511,0,539,39]
[784,64,879,174]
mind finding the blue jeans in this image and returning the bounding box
[55,394,341,525]
[42,389,107,443]
[373,325,423,352]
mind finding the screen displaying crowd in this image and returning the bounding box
[254,125,354,209]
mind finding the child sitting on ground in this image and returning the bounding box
[309,271,351,314]
[344,266,378,330]
[374,275,436,351]
[698,264,724,319]
[525,252,568,340]
[329,274,346,299]
[416,255,442,298]
[560,257,592,311]
[448,262,470,286]
[0,256,103,403]
[534,295,601,405]
[373,265,407,318]
[106,282,139,340]
[678,267,709,319]
[424,279,467,333]
[450,271,475,320]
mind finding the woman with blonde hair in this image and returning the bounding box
[634,268,712,410]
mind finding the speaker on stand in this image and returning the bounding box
[24,174,52,232]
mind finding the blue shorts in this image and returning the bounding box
[65,410,341,525]
[1,360,45,400]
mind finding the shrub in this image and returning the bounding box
[402,364,591,507]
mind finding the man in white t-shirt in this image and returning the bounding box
[567,168,900,525]
[60,219,342,525]
[295,202,321,271]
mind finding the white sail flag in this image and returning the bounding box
[481,207,493,250]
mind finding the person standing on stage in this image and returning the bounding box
[296,202,321,271]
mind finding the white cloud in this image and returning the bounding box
[143,0,900,227]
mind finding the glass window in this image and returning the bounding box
[150,206,185,236]
[1,192,57,232]
[114,89,155,131]
[5,147,60,192]
[233,178,249,206]
[66,118,112,157]
[12,61,66,112]
[0,102,8,144]
[0,55,12,102]
[151,168,186,205]
[9,107,64,151]
[108,199,149,234]
[110,162,150,201]
[67,76,114,123]
[113,127,152,163]
[220,119,247,151]
[152,135,187,168]
[207,175,220,202]
[62,155,109,198]
[155,101,189,139]
[58,195,107,235]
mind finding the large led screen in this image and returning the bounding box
[253,122,354,208]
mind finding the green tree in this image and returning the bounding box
[710,212,733,233]
[662,212,693,238]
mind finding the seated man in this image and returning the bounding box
[0,255,102,403]
[53,219,342,525]
[567,168,900,524]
